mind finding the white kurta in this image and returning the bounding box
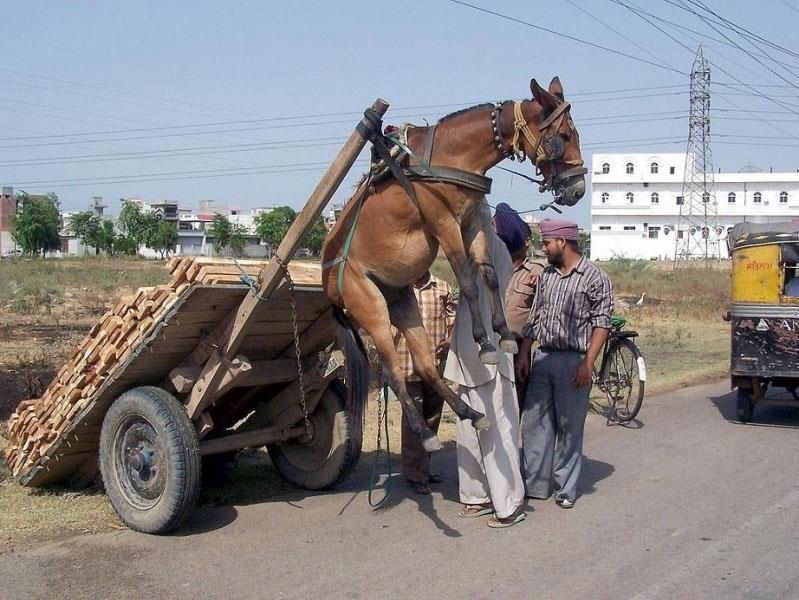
[444,231,524,519]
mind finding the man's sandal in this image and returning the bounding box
[487,511,527,528]
[458,504,494,518]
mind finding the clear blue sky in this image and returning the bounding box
[2,1,798,227]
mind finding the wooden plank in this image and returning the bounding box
[184,99,388,419]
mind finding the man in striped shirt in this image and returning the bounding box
[515,218,613,508]
[394,271,456,495]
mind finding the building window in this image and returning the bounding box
[598,225,611,231]
[650,162,659,174]
[780,191,789,203]
[648,226,660,239]
[753,192,762,204]
[627,192,635,203]
[670,166,676,174]
[601,192,609,204]
[623,225,636,231]
[602,162,610,174]
[728,192,736,204]
[702,192,710,203]
[651,192,659,204]
[626,162,634,174]
[676,196,684,205]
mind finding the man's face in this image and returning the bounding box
[542,238,566,266]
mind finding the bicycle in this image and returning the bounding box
[592,316,646,424]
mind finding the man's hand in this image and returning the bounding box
[571,358,593,388]
[515,339,533,382]
[435,340,450,361]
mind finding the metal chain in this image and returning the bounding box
[283,263,311,433]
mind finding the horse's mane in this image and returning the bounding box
[439,102,494,123]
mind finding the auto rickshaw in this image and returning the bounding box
[727,221,799,421]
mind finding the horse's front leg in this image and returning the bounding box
[465,207,518,355]
[431,218,498,364]
[388,290,489,431]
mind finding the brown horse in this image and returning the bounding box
[322,77,585,451]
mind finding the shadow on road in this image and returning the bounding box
[579,456,615,499]
[710,388,799,428]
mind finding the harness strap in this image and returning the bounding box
[405,165,492,194]
[389,127,493,194]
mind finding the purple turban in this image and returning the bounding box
[493,203,530,252]
[539,218,579,241]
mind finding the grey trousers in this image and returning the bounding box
[521,349,592,501]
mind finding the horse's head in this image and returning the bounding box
[516,77,586,206]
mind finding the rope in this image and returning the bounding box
[367,377,393,509]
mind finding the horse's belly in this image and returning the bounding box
[356,228,438,288]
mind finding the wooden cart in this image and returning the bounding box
[4,99,389,534]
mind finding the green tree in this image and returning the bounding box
[229,222,248,256]
[145,219,178,259]
[12,192,61,257]
[68,210,103,255]
[254,206,296,251]
[99,220,117,255]
[116,200,146,255]
[304,217,328,255]
[208,213,232,254]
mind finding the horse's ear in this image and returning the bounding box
[548,76,565,101]
[531,78,558,110]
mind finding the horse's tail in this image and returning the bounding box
[333,306,369,448]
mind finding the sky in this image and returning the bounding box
[2,1,798,228]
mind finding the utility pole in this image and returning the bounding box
[675,45,719,263]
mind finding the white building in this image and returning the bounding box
[590,152,799,260]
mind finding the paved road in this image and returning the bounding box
[2,380,798,600]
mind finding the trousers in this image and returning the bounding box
[521,349,592,501]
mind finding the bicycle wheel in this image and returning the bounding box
[601,338,645,422]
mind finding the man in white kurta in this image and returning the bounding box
[444,229,526,525]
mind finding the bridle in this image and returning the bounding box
[490,100,587,199]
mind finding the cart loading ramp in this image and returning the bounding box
[4,256,333,487]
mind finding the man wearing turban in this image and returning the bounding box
[492,203,546,408]
[515,218,613,509]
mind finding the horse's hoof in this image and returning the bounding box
[473,416,490,431]
[422,434,443,453]
[499,338,518,354]
[479,348,499,365]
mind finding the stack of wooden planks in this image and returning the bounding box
[4,256,322,481]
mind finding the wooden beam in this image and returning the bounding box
[199,425,307,456]
[185,99,389,419]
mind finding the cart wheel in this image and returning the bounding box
[99,386,201,534]
[268,380,361,490]
[736,388,754,423]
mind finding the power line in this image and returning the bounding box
[450,0,685,75]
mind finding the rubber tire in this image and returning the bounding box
[99,386,201,534]
[736,388,754,423]
[267,380,360,490]
[602,338,645,423]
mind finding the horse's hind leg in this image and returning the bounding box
[388,290,489,431]
[342,276,444,452]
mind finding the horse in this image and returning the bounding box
[322,77,585,451]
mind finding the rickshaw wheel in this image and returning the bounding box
[267,379,361,490]
[736,388,754,423]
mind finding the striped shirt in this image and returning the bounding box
[523,255,613,353]
[394,276,457,381]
